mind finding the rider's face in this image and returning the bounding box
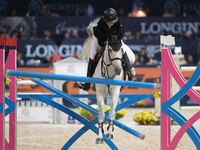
[107,23,113,27]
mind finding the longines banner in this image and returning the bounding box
[18,39,85,62]
[33,17,200,36]
[1,17,197,38]
[18,38,200,63]
[122,17,200,35]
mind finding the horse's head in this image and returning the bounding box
[104,35,123,75]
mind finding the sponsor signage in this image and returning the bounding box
[18,38,200,64]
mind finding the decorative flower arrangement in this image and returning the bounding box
[134,111,160,125]
[136,98,154,107]
[114,107,126,120]
[134,111,177,125]
[79,104,126,121]
[79,104,98,121]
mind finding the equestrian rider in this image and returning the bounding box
[79,8,134,91]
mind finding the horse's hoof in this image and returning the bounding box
[105,133,113,139]
[96,138,104,144]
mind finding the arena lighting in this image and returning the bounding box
[135,9,147,17]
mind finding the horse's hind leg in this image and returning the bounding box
[96,93,105,144]
[106,89,120,139]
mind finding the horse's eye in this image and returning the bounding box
[109,49,112,52]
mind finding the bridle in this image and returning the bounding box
[101,42,123,79]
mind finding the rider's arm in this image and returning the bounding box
[93,17,109,47]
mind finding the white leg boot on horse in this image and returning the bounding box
[96,122,104,144]
[96,93,105,144]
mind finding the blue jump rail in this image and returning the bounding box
[32,78,145,139]
[7,70,157,89]
[17,94,154,99]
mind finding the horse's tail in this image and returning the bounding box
[78,17,100,60]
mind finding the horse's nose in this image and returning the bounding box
[115,67,121,75]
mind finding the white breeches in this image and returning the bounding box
[90,36,101,60]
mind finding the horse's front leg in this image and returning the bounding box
[106,86,121,139]
[96,91,105,144]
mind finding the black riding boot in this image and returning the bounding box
[122,52,134,81]
[78,59,96,91]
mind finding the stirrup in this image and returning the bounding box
[128,68,136,81]
[131,68,136,76]
[128,74,136,81]
[77,82,90,91]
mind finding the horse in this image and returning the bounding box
[93,36,135,144]
[78,18,135,144]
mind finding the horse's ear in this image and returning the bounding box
[109,35,120,44]
[111,35,118,41]
[109,35,122,51]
